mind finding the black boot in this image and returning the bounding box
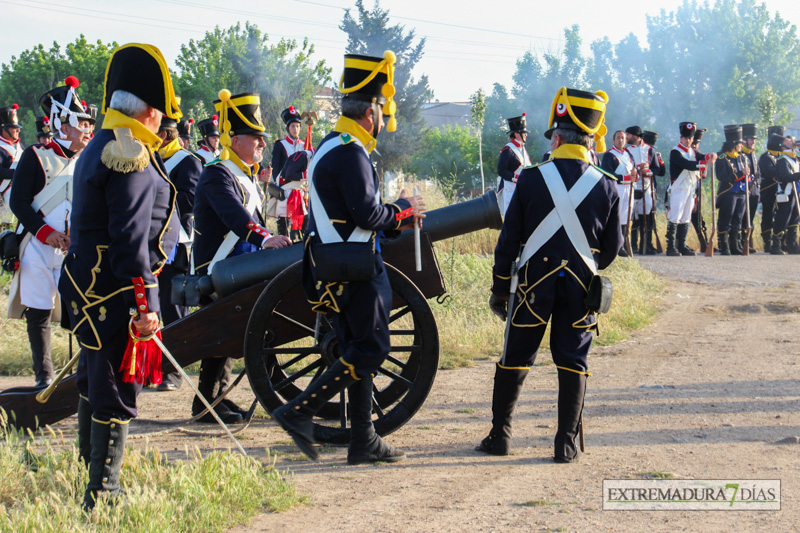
[630,219,640,254]
[192,357,242,424]
[347,375,404,465]
[770,231,786,255]
[83,418,128,510]
[718,230,730,255]
[77,396,92,467]
[761,230,772,254]
[476,365,529,456]
[646,214,658,254]
[786,226,800,254]
[25,308,54,387]
[273,359,357,460]
[554,369,587,463]
[618,225,628,257]
[666,223,680,256]
[676,223,696,256]
[729,230,743,255]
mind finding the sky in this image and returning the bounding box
[1,0,800,102]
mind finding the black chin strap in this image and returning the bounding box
[370,101,382,139]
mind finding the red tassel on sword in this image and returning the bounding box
[120,278,163,385]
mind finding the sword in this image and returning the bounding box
[36,351,80,403]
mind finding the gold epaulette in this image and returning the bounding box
[594,165,618,181]
[523,161,546,171]
[101,127,149,173]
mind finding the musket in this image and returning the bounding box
[649,174,664,254]
[705,158,717,257]
[639,145,649,255]
[743,163,751,256]
[625,172,634,257]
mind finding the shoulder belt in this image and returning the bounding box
[164,149,193,174]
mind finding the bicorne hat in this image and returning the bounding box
[544,87,609,152]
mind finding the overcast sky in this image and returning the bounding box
[2,0,799,102]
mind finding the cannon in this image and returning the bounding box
[1,191,502,442]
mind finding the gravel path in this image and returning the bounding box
[635,253,800,286]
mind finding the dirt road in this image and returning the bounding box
[4,255,799,531]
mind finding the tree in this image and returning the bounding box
[175,23,332,142]
[0,35,116,143]
[469,88,487,191]
[340,0,434,174]
[407,126,479,193]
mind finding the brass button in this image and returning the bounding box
[543,257,549,262]
[102,477,108,483]
[109,439,114,445]
[110,422,115,428]
[136,293,144,299]
[167,227,173,232]
[139,305,146,311]
[105,458,111,464]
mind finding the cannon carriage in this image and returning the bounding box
[0,192,502,441]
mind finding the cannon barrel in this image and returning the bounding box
[187,190,501,300]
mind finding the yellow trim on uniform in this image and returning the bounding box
[768,150,782,157]
[158,137,182,160]
[85,245,109,299]
[510,260,568,328]
[497,363,530,370]
[339,51,397,132]
[493,273,511,280]
[102,109,163,151]
[91,416,131,425]
[330,219,347,224]
[339,357,361,380]
[740,146,753,155]
[550,144,592,164]
[333,116,378,153]
[555,366,592,377]
[343,57,385,72]
[79,394,89,401]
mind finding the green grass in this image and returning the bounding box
[515,499,562,507]
[0,415,304,532]
[637,470,676,480]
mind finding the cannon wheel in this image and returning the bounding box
[244,261,439,444]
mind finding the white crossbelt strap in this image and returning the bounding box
[164,149,191,174]
[511,162,602,292]
[539,163,601,276]
[307,136,375,244]
[17,156,75,235]
[207,161,263,274]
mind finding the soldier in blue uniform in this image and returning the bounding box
[177,118,194,150]
[760,127,785,251]
[273,51,424,464]
[191,90,292,423]
[740,124,761,252]
[154,115,203,391]
[496,113,531,216]
[478,87,621,462]
[714,125,749,255]
[0,104,24,206]
[58,43,182,509]
[193,115,220,165]
[689,127,710,252]
[770,133,800,255]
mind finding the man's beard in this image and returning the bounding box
[253,152,263,164]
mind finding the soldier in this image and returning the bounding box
[625,126,659,254]
[8,76,95,388]
[270,106,312,239]
[689,127,710,253]
[770,134,800,255]
[740,124,760,252]
[496,113,531,216]
[191,90,292,423]
[0,104,24,205]
[194,115,220,164]
[154,115,203,391]
[478,87,621,462]
[600,130,636,256]
[36,116,54,145]
[667,122,715,256]
[714,125,749,255]
[273,51,424,464]
[177,118,194,150]
[760,126,785,251]
[58,43,182,509]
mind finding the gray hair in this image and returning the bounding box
[340,97,372,120]
[553,128,593,149]
[109,90,149,117]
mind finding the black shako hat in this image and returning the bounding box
[197,116,220,138]
[39,76,95,130]
[724,124,743,144]
[642,130,658,146]
[625,125,643,138]
[339,51,397,132]
[767,125,785,139]
[693,127,708,142]
[506,113,528,134]
[741,123,758,139]
[544,87,609,153]
[177,119,193,139]
[35,116,53,138]
[281,106,302,127]
[0,104,21,128]
[679,122,697,138]
[160,115,178,130]
[103,43,181,119]
[767,133,785,151]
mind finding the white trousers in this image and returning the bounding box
[667,185,695,224]
[616,183,632,225]
[19,239,64,310]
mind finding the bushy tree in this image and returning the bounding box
[407,125,479,192]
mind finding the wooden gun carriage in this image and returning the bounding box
[1,192,502,443]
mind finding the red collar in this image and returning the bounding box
[677,143,691,153]
[510,139,521,148]
[0,135,20,146]
[611,146,625,155]
[46,140,67,158]
[285,136,300,145]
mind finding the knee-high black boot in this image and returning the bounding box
[618,225,628,257]
[729,230,743,255]
[83,418,129,510]
[666,222,680,256]
[273,359,357,460]
[718,230,730,255]
[554,369,587,463]
[771,231,787,255]
[761,230,772,253]
[476,364,529,456]
[77,397,92,467]
[347,375,404,465]
[676,223,696,256]
[25,308,53,387]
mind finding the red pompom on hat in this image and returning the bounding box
[81,100,87,109]
[189,118,194,124]
[64,75,79,88]
[43,117,49,124]
[12,104,18,110]
[212,114,218,120]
